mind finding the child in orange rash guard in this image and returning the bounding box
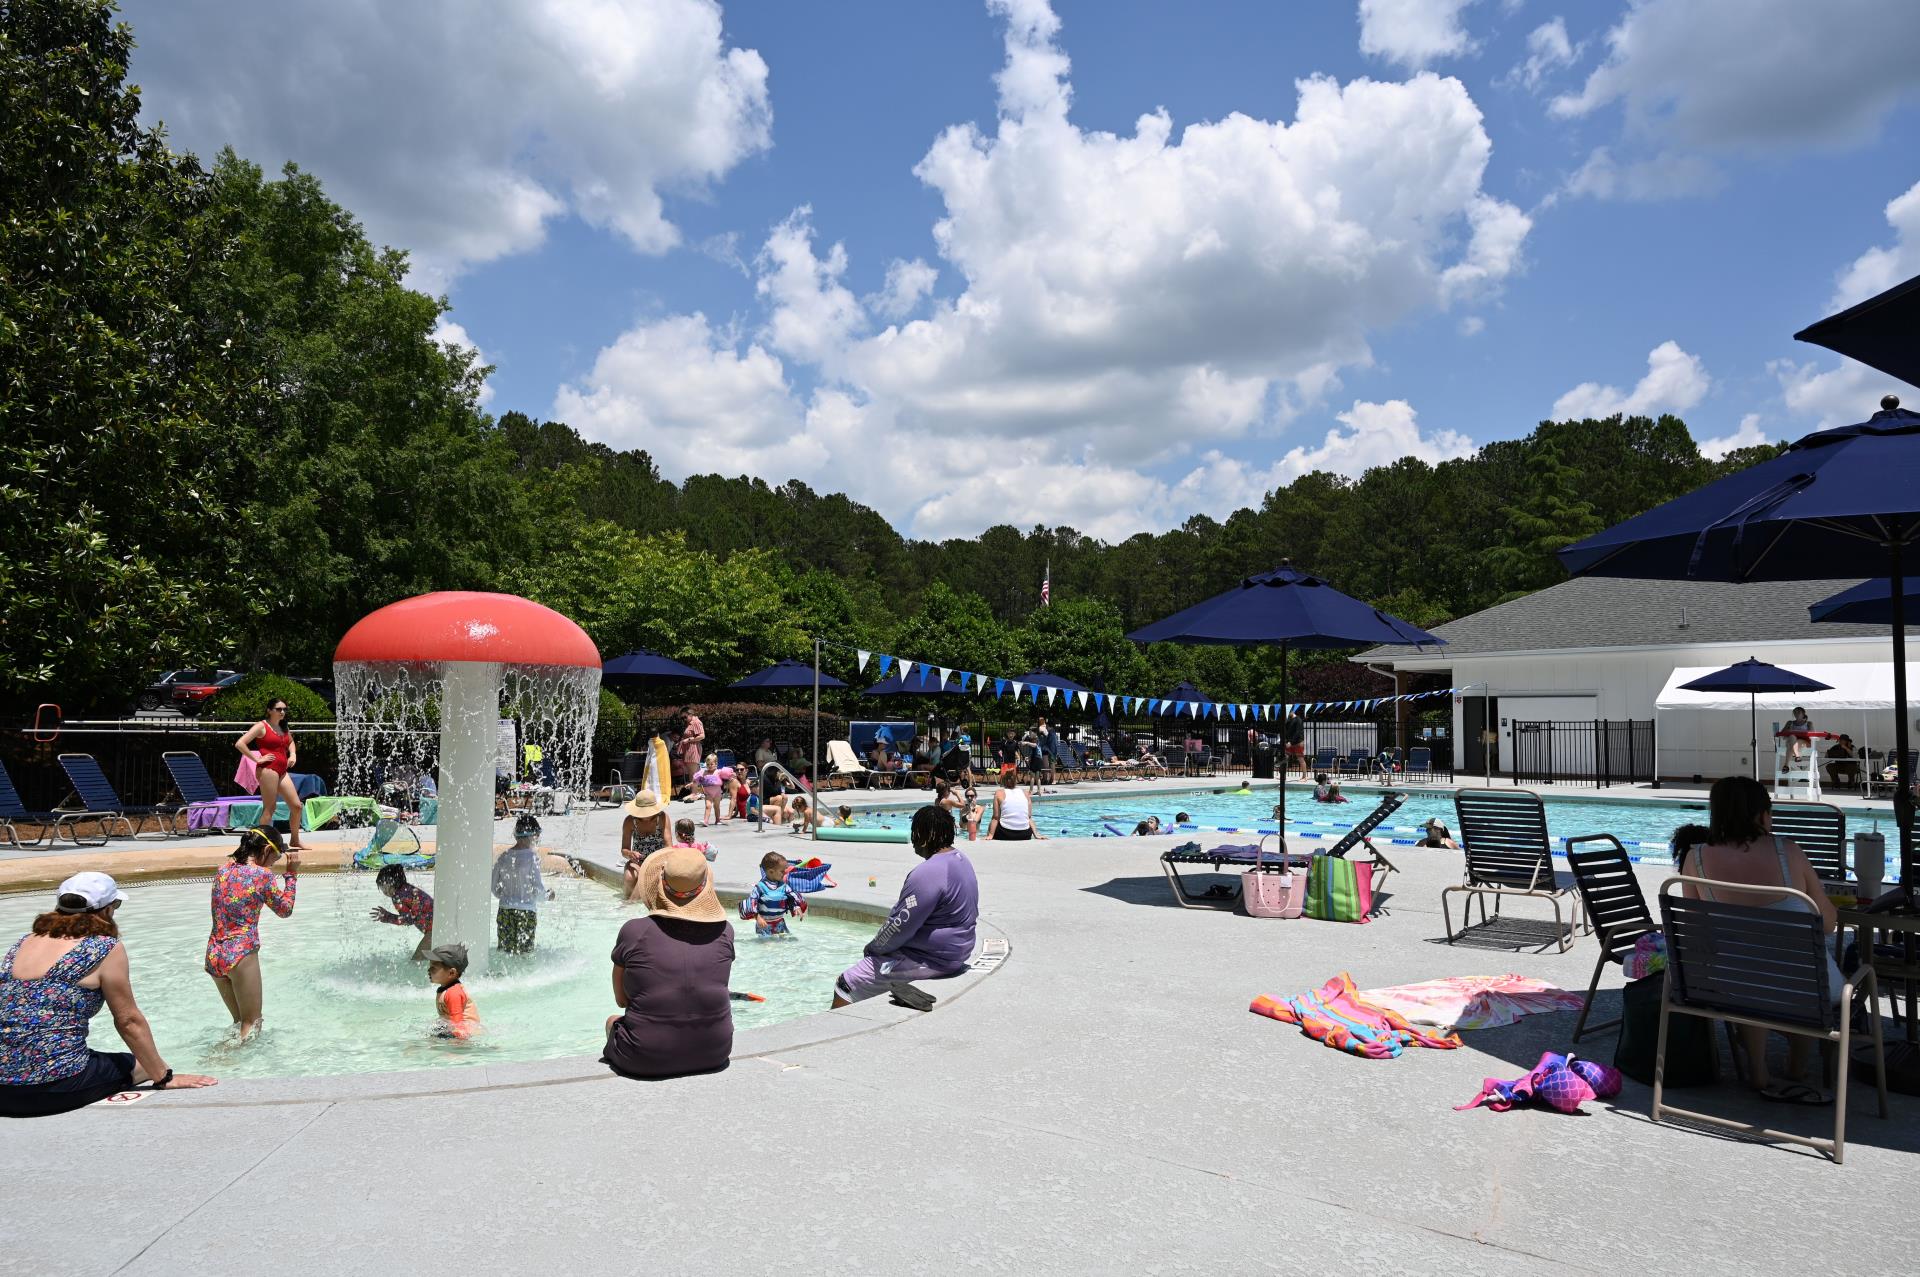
[426,943,477,1040]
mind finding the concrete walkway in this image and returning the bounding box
[3,778,1917,1275]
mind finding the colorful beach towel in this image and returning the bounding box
[1250,972,1461,1058]
[1357,974,1584,1033]
[1455,1051,1622,1114]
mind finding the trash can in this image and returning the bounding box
[1251,737,1275,780]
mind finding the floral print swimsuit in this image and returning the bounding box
[205,862,296,977]
[0,936,118,1084]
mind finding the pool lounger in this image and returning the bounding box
[1160,791,1407,911]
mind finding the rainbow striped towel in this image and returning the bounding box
[1250,972,1461,1058]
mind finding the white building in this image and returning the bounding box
[1359,576,1915,783]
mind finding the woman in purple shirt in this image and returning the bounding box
[604,847,734,1079]
[832,805,980,1007]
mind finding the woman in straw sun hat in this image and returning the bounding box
[618,788,669,902]
[603,847,735,1080]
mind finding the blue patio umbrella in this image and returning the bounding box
[1809,578,1920,626]
[1126,562,1444,834]
[1677,659,1832,780]
[1558,402,1920,878]
[1793,271,1920,390]
[601,649,712,684]
[729,658,846,690]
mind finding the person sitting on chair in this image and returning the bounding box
[1824,734,1860,788]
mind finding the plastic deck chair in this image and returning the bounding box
[57,753,184,839]
[1654,876,1887,1164]
[162,751,255,833]
[1769,801,1847,881]
[1443,788,1584,953]
[1407,746,1433,779]
[352,819,431,869]
[1,759,108,848]
[1564,835,1658,1041]
[1312,748,1336,773]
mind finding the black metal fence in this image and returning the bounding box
[1137,719,1453,778]
[1510,719,1655,788]
[3,720,343,813]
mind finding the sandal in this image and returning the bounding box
[1200,884,1235,900]
[1757,1081,1831,1106]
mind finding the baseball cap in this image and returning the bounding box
[56,871,127,913]
[423,943,470,974]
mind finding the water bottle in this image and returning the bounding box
[1853,831,1885,898]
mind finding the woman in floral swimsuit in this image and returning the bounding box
[205,826,299,1041]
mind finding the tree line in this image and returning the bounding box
[1,0,1785,720]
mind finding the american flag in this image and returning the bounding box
[1042,561,1050,606]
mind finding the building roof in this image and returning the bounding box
[1361,576,1890,663]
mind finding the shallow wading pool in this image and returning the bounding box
[1,873,871,1079]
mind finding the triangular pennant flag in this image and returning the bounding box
[1011,681,1024,699]
[857,650,871,672]
[972,673,985,693]
[937,666,951,688]
[1076,690,1088,709]
[1046,686,1058,706]
[995,678,1007,697]
[876,655,894,678]
[899,659,916,684]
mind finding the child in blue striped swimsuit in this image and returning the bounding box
[741,852,807,938]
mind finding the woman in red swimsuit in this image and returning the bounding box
[234,699,307,850]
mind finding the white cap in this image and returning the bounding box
[56,871,127,912]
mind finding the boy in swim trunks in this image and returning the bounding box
[740,852,807,938]
[426,943,477,1040]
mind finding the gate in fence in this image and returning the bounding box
[1510,719,1654,788]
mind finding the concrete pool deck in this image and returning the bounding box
[3,777,1919,1275]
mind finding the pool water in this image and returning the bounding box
[876,784,1907,873]
[0,873,870,1079]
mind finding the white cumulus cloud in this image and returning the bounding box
[1551,0,1920,149]
[1696,413,1769,461]
[1830,179,1920,310]
[1357,0,1479,69]
[559,0,1526,538]
[1512,17,1578,91]
[430,319,495,408]
[1552,340,1711,420]
[125,0,772,288]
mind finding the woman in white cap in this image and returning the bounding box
[618,789,669,902]
[1,872,216,1116]
[604,847,735,1079]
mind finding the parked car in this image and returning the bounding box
[288,675,336,710]
[136,668,237,712]
[171,671,246,715]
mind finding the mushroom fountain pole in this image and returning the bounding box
[335,592,602,978]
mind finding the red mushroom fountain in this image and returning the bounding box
[334,592,601,976]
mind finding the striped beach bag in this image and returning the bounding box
[1305,852,1374,924]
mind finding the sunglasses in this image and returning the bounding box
[270,705,287,713]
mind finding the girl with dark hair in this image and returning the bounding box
[235,698,309,850]
[2,873,216,1115]
[1680,775,1840,1103]
[831,805,979,1008]
[205,826,298,1041]
[369,864,435,959]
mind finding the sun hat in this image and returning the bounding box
[623,788,666,820]
[56,871,126,912]
[638,846,726,923]
[423,943,469,974]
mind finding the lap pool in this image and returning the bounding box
[0,873,870,1080]
[870,784,1906,875]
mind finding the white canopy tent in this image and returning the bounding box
[1656,662,1920,784]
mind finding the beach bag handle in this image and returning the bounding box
[1245,834,1304,919]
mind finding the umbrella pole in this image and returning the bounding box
[1751,692,1758,783]
[1277,643,1288,846]
[811,636,821,845]
[1892,539,1913,885]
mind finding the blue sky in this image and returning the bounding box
[125,0,1920,540]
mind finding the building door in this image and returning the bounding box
[1463,694,1498,776]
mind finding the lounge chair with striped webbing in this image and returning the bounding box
[1442,788,1583,952]
[1162,791,1406,910]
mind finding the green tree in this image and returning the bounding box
[1,0,257,711]
[1484,440,1605,600]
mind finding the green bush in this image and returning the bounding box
[594,686,633,758]
[208,673,333,724]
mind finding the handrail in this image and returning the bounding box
[756,760,814,838]
[31,704,61,742]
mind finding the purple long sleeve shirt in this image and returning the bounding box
[865,850,979,973]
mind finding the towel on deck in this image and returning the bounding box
[1355,974,1585,1033]
[1250,972,1461,1058]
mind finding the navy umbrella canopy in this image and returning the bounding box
[1809,578,1920,626]
[729,658,846,690]
[1558,404,1920,879]
[1677,659,1832,780]
[1127,563,1444,835]
[1793,272,1920,390]
[601,649,712,684]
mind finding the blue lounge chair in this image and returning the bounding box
[58,753,185,839]
[1407,746,1433,778]
[1311,747,1336,773]
[1161,792,1406,909]
[163,751,255,833]
[1340,749,1371,776]
[2,759,108,848]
